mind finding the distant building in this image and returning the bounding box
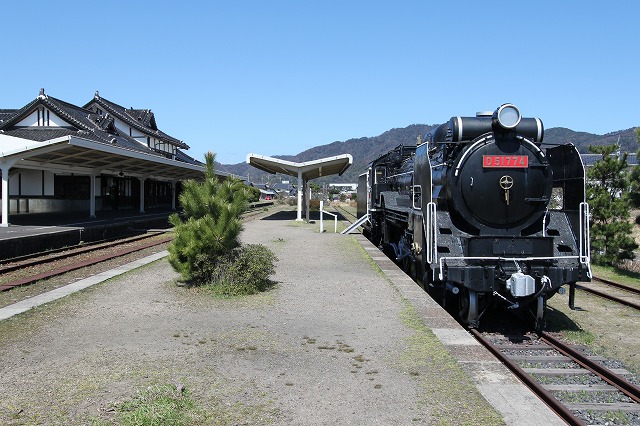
[328,183,357,192]
[581,152,638,167]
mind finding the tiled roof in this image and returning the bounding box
[0,93,102,135]
[0,89,199,165]
[175,148,203,165]
[0,109,18,122]
[84,92,188,149]
[1,128,88,142]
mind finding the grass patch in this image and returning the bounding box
[398,303,505,426]
[108,384,199,426]
[349,229,502,423]
[592,264,640,288]
[343,235,387,278]
[545,306,596,346]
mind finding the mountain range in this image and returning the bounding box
[217,124,639,185]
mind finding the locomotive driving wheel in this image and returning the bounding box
[459,288,479,328]
[402,256,417,279]
[531,296,546,332]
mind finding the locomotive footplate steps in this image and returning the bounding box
[341,213,369,234]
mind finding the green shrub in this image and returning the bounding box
[286,197,297,206]
[309,199,320,211]
[208,244,278,296]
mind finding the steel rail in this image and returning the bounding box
[0,236,172,292]
[0,232,165,274]
[469,328,584,426]
[540,332,640,404]
[592,276,640,296]
[575,284,640,310]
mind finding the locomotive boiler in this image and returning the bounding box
[357,104,591,329]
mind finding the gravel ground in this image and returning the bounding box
[0,210,463,425]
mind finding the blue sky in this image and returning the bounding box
[1,1,638,165]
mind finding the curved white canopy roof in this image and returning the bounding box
[246,153,353,221]
[246,153,352,181]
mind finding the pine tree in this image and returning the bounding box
[586,144,638,265]
[628,128,640,209]
[167,152,249,283]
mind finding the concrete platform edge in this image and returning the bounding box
[351,234,564,426]
[0,251,168,321]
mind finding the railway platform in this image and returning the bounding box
[0,207,565,425]
[0,209,172,260]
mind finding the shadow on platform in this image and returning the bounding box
[260,210,348,222]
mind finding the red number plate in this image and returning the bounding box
[483,155,529,168]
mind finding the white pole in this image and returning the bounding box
[1,166,9,227]
[89,174,97,218]
[296,170,303,221]
[1,160,16,227]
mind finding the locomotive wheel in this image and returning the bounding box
[459,288,479,328]
[532,296,546,332]
[402,257,416,279]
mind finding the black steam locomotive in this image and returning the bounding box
[356,104,591,329]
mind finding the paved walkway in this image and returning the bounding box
[0,209,563,425]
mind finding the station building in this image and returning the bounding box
[0,89,224,227]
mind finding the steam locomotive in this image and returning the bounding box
[356,104,591,329]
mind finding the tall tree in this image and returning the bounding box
[628,128,640,209]
[586,144,638,265]
[168,152,249,283]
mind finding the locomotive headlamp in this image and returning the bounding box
[494,103,521,129]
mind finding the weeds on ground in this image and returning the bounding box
[398,304,505,426]
[592,264,640,287]
[90,384,203,426]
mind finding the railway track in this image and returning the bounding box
[472,329,640,425]
[0,232,172,302]
[0,204,279,305]
[578,276,640,310]
[332,204,358,222]
[339,212,640,423]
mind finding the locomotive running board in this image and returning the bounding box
[341,214,369,235]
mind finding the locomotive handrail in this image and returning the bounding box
[388,171,413,179]
[453,137,489,177]
[411,185,421,210]
[579,201,592,277]
[425,202,437,264]
[436,255,587,281]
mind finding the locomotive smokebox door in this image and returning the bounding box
[454,138,552,232]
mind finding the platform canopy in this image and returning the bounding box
[0,134,218,226]
[0,134,209,181]
[246,153,353,221]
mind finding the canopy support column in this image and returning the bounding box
[139,176,149,213]
[305,179,310,223]
[171,180,177,211]
[89,174,97,218]
[1,160,16,227]
[296,170,303,221]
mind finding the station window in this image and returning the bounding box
[54,175,90,199]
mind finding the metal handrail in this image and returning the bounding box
[319,201,338,233]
